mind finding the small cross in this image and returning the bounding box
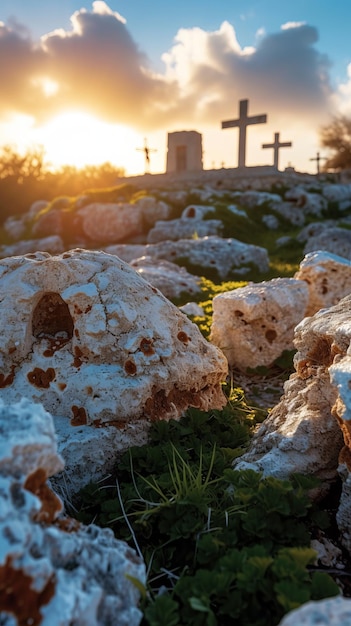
[222,99,267,168]
[310,152,327,176]
[136,138,157,174]
[262,132,292,170]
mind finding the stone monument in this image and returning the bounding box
[166,131,203,173]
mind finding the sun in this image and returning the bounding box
[33,111,145,175]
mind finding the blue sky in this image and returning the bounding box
[1,1,350,174]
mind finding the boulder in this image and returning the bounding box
[147,217,223,243]
[322,184,351,206]
[234,296,351,483]
[130,256,202,299]
[0,397,145,626]
[210,278,309,370]
[0,249,227,426]
[105,236,270,280]
[0,235,64,259]
[278,597,348,626]
[134,195,172,227]
[284,186,327,216]
[295,251,351,316]
[303,227,351,259]
[77,203,144,243]
[32,208,64,238]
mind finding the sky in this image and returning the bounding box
[1,0,351,176]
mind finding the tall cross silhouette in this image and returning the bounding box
[262,132,292,170]
[310,152,327,175]
[136,138,157,174]
[222,99,267,168]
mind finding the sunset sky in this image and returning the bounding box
[1,1,350,175]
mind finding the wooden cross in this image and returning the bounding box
[136,137,157,174]
[310,151,327,175]
[222,99,267,168]
[262,132,292,170]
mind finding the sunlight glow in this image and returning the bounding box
[33,112,144,174]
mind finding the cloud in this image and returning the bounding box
[0,1,340,135]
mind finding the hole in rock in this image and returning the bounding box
[32,292,74,340]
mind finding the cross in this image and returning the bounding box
[310,152,327,176]
[136,137,157,174]
[222,99,267,168]
[262,132,292,170]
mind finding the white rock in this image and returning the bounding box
[0,249,227,426]
[295,251,351,316]
[278,597,349,626]
[323,183,351,202]
[210,278,309,370]
[235,372,342,482]
[0,399,145,626]
[147,217,222,243]
[105,236,269,280]
[130,256,202,299]
[0,236,64,259]
[179,302,205,317]
[77,203,144,243]
[304,227,351,259]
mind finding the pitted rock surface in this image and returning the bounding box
[0,398,145,626]
[210,277,309,370]
[0,249,227,425]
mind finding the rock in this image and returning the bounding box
[297,220,337,244]
[284,186,327,216]
[0,235,64,259]
[77,203,144,243]
[147,217,222,243]
[0,249,227,426]
[210,278,309,370]
[3,216,26,241]
[238,190,281,209]
[28,200,50,217]
[234,296,351,483]
[295,251,351,316]
[134,195,172,227]
[0,397,145,626]
[304,227,351,259]
[181,204,216,219]
[235,372,343,482]
[262,214,279,229]
[130,256,202,299]
[32,209,64,238]
[179,302,205,317]
[277,597,348,626]
[323,183,351,204]
[105,236,270,280]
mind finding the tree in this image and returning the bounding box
[320,115,351,171]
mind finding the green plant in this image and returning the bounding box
[77,383,339,626]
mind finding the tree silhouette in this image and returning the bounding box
[320,115,351,171]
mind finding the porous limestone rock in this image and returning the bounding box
[303,226,351,259]
[76,197,172,244]
[234,296,351,483]
[105,236,270,279]
[0,249,227,426]
[0,235,64,259]
[0,398,145,626]
[235,372,343,481]
[129,256,202,299]
[210,278,309,370]
[237,190,281,209]
[277,597,349,626]
[181,204,216,219]
[147,217,222,243]
[77,203,144,243]
[32,208,64,238]
[284,186,327,216]
[323,183,351,207]
[295,250,351,316]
